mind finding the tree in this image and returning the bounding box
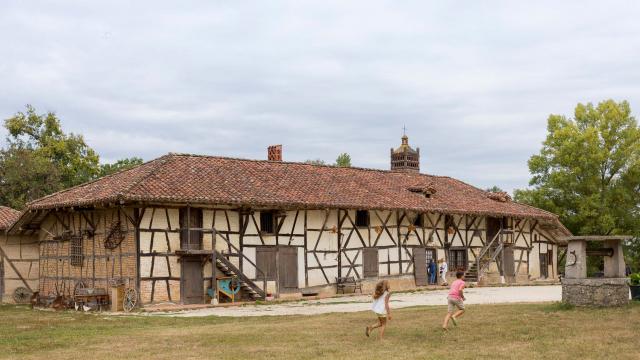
[334,153,352,167]
[514,99,640,271]
[304,159,327,166]
[0,147,61,209]
[4,105,100,187]
[0,105,144,209]
[99,157,144,177]
[485,185,505,193]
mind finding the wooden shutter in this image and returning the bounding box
[362,248,379,278]
[256,247,277,280]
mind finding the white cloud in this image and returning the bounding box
[1,0,639,193]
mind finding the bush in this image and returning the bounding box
[629,273,640,286]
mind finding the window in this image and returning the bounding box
[362,248,379,277]
[449,249,467,271]
[179,208,203,250]
[70,235,83,267]
[547,249,553,265]
[260,211,276,234]
[256,247,277,280]
[355,210,369,227]
[413,213,423,227]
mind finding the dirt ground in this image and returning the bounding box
[148,285,564,317]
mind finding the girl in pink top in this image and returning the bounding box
[442,271,466,330]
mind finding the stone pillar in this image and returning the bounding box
[564,240,587,279]
[603,240,625,278]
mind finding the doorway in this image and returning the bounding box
[539,252,549,278]
[413,248,427,286]
[181,257,204,304]
[503,246,515,279]
[278,246,299,292]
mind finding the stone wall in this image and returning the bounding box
[562,278,630,306]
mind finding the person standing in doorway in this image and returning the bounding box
[439,258,449,286]
[428,258,437,285]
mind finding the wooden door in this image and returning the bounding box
[413,248,428,286]
[362,248,379,278]
[503,246,515,277]
[278,247,298,292]
[181,257,204,304]
[539,253,549,278]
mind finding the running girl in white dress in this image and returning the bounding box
[366,280,391,340]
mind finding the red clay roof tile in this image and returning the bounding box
[25,153,561,222]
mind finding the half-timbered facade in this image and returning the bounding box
[9,149,570,306]
[0,206,39,303]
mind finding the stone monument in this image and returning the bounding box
[562,236,631,306]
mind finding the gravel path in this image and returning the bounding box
[149,285,562,318]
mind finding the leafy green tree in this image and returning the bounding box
[0,105,145,209]
[486,185,505,193]
[4,105,100,187]
[514,99,640,271]
[334,153,352,167]
[99,157,144,177]
[0,147,61,209]
[304,159,327,166]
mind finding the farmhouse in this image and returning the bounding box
[7,136,570,306]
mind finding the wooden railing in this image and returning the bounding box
[475,230,507,281]
[210,229,268,300]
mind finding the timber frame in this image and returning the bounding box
[27,203,564,305]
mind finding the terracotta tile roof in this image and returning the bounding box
[0,206,21,230]
[25,153,563,223]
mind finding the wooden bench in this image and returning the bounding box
[336,276,362,294]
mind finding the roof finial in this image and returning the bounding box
[402,125,407,136]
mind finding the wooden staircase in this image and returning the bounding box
[473,230,507,283]
[465,263,479,282]
[214,251,265,301]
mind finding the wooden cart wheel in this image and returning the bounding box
[123,288,137,312]
[13,287,32,304]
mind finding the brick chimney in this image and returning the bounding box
[267,145,282,161]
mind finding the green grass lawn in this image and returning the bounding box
[1,302,639,360]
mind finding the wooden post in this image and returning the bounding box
[337,210,342,279]
[396,211,402,274]
[212,229,217,303]
[187,205,191,250]
[304,210,308,287]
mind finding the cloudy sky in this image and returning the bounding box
[1,1,639,193]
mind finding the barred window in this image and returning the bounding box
[70,235,83,267]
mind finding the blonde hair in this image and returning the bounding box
[373,280,390,300]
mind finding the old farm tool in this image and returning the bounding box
[123,288,137,312]
[104,221,126,249]
[13,287,33,303]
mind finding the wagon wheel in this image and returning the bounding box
[13,287,33,304]
[123,288,138,312]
